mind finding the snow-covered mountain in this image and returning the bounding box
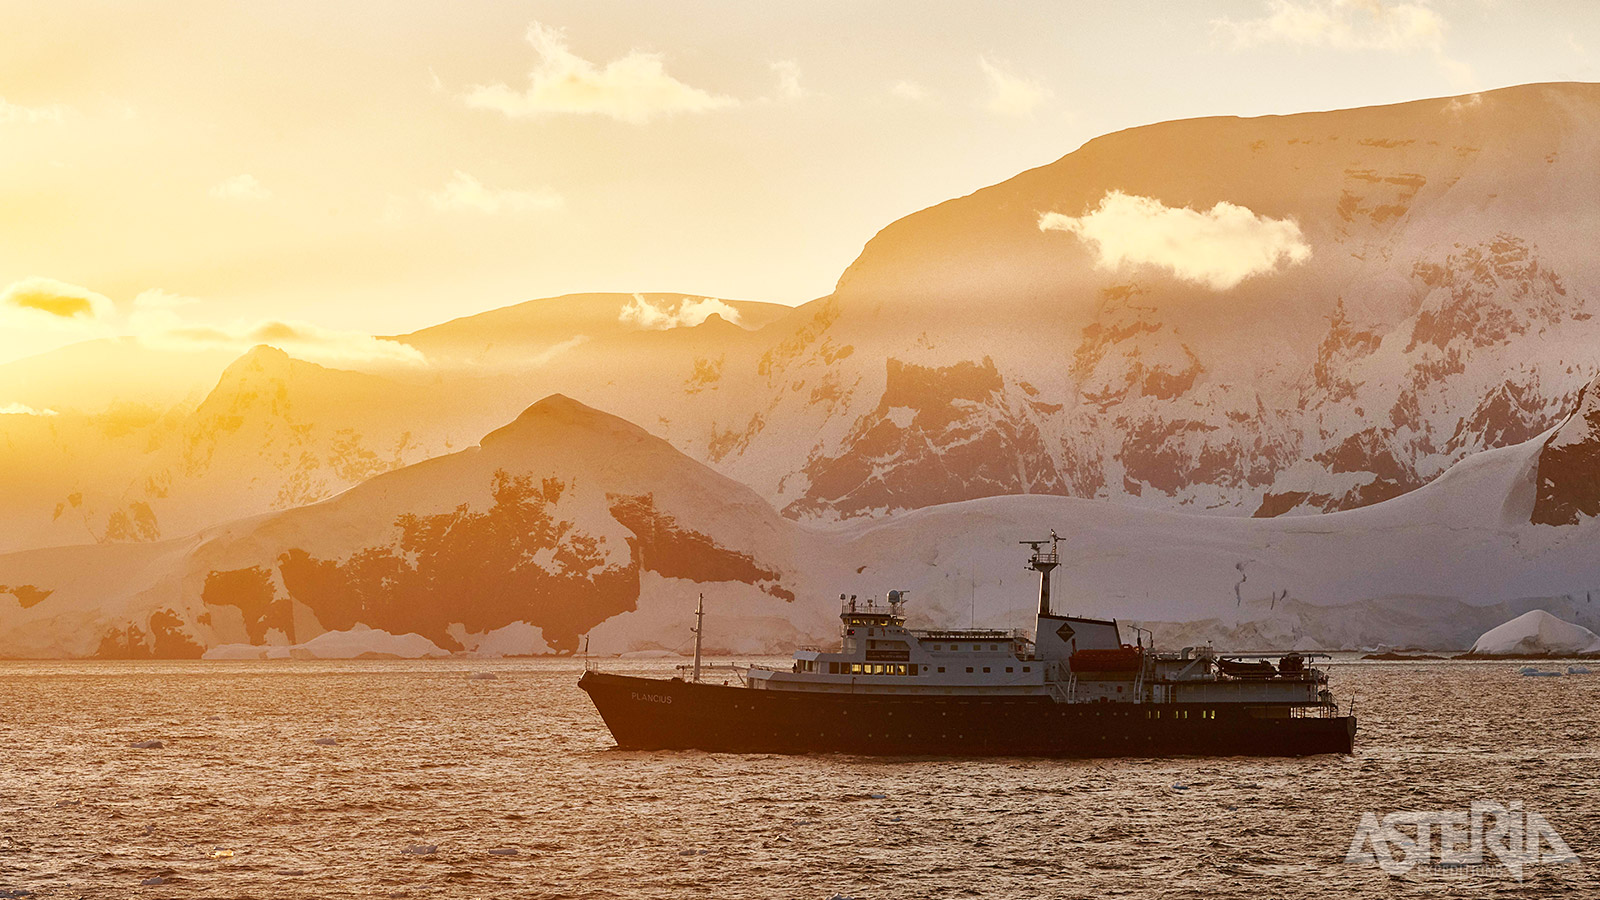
[8,85,1599,551]
[391,292,791,368]
[0,395,803,658]
[4,381,1598,658]
[659,82,1600,522]
[0,346,546,553]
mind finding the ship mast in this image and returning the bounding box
[691,593,705,683]
[1021,530,1062,617]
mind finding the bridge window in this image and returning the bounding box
[850,663,862,674]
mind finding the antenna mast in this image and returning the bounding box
[1021,529,1062,617]
[691,593,705,683]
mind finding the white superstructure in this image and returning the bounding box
[742,534,1335,710]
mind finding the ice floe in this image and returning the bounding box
[129,740,163,749]
[403,844,437,856]
[313,737,338,746]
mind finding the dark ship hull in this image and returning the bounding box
[580,672,1357,757]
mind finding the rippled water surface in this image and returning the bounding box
[1,658,1596,898]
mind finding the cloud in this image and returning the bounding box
[771,60,808,101]
[618,294,742,330]
[1039,191,1311,291]
[209,174,271,201]
[0,97,68,125]
[1215,0,1471,84]
[137,318,426,365]
[1216,0,1443,51]
[528,335,589,366]
[0,277,113,323]
[979,57,1051,118]
[0,403,58,416]
[425,170,563,214]
[465,22,737,124]
[890,80,931,102]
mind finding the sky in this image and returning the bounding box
[1,0,1597,365]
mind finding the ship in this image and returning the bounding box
[579,535,1357,756]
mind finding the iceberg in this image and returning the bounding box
[202,626,449,660]
[1469,610,1600,657]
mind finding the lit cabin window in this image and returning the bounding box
[850,663,862,674]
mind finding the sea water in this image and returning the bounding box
[0,658,1594,898]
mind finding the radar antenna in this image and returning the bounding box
[1020,530,1062,617]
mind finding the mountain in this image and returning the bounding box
[7,84,1600,565]
[0,337,238,413]
[4,388,1599,658]
[0,294,795,554]
[0,346,524,553]
[0,395,803,658]
[392,292,792,368]
[661,83,1600,521]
